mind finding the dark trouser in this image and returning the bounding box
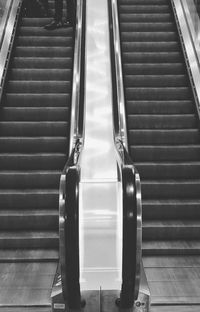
[55,0,75,22]
[40,0,49,11]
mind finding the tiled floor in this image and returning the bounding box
[0,262,57,307]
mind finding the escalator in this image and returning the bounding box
[117,0,200,308]
[0,0,77,307]
[1,0,73,258]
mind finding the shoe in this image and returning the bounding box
[44,20,63,30]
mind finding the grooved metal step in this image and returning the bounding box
[118,0,200,259]
[7,81,71,93]
[4,94,71,107]
[15,46,72,57]
[0,153,66,170]
[128,114,197,129]
[0,107,69,121]
[12,57,72,69]
[0,4,75,256]
[10,69,72,81]
[126,100,194,114]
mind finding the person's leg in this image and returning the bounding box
[67,0,74,22]
[55,0,63,22]
[37,0,48,17]
[44,0,63,30]
[64,0,75,25]
[41,0,49,13]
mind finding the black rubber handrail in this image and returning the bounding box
[121,165,137,308]
[115,141,142,309]
[59,0,86,308]
[64,164,80,308]
[69,0,86,153]
[108,0,142,308]
[59,139,82,309]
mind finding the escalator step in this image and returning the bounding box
[131,145,200,161]
[4,94,71,107]
[0,189,58,209]
[126,100,194,114]
[0,153,66,170]
[126,87,191,100]
[0,137,68,153]
[124,63,185,75]
[124,75,188,87]
[12,57,72,69]
[122,42,180,52]
[143,240,200,255]
[16,36,72,46]
[135,162,200,179]
[120,0,168,4]
[0,171,60,189]
[0,210,58,230]
[142,180,200,199]
[120,22,175,32]
[10,69,72,81]
[0,231,58,249]
[119,5,170,14]
[143,220,200,240]
[128,114,197,129]
[21,17,53,27]
[121,32,177,42]
[0,107,69,121]
[15,47,72,57]
[7,81,71,93]
[120,13,172,23]
[18,26,73,36]
[143,199,200,219]
[0,249,58,261]
[129,129,200,144]
[123,52,183,63]
[0,122,68,136]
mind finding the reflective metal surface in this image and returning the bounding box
[0,0,8,16]
[181,0,200,61]
[79,0,122,291]
[111,0,128,149]
[0,0,12,45]
[172,0,200,116]
[0,0,21,101]
[69,0,85,155]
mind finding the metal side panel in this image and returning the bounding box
[0,0,12,46]
[172,0,200,119]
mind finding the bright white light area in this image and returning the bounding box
[79,182,122,291]
[80,0,117,181]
